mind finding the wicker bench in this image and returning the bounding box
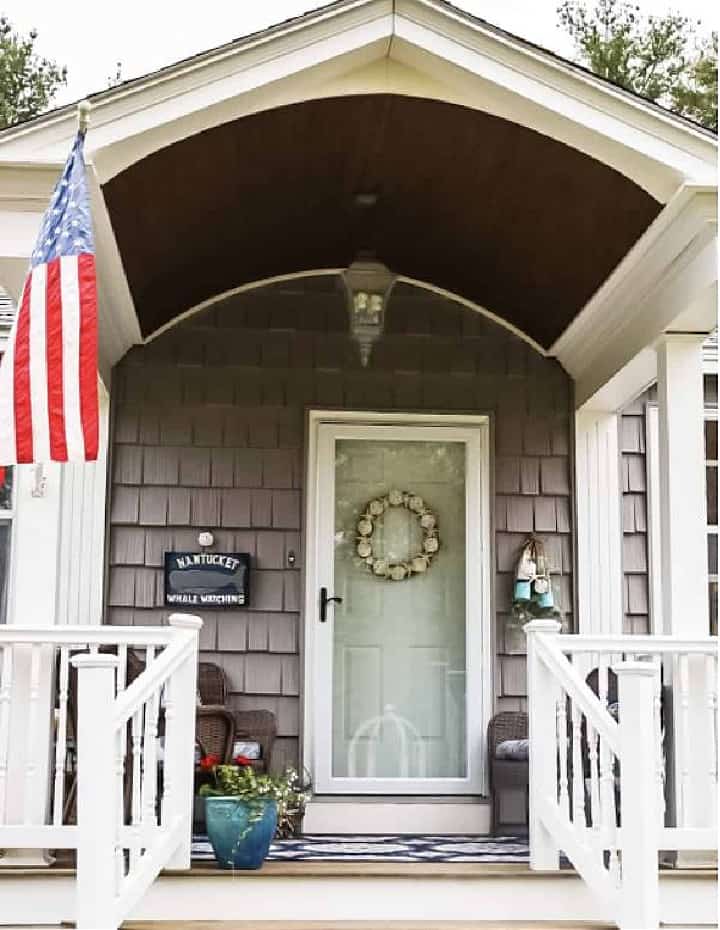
[488,711,529,835]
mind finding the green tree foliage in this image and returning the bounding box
[558,0,717,131]
[0,15,67,128]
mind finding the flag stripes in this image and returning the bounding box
[0,257,98,465]
[0,129,98,469]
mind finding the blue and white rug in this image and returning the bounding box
[191,833,530,863]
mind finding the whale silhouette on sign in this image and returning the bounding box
[169,563,247,595]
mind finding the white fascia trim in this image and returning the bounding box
[0,0,393,162]
[401,0,716,165]
[553,183,718,407]
[0,0,714,192]
[0,162,62,210]
[86,165,141,378]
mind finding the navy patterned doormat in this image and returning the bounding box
[191,833,530,863]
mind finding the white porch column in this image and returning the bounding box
[1,386,111,866]
[575,411,624,634]
[656,335,709,635]
[656,335,711,858]
[2,463,65,866]
[56,385,110,626]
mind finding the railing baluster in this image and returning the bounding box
[706,652,718,827]
[52,646,70,825]
[678,653,691,827]
[557,689,570,818]
[23,645,41,824]
[141,648,159,834]
[161,673,175,827]
[130,707,143,871]
[0,645,13,820]
[571,701,585,828]
[652,653,666,828]
[116,644,128,883]
[587,719,600,831]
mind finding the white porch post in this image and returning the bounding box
[2,463,65,866]
[656,334,711,859]
[656,335,708,635]
[575,411,624,634]
[56,385,110,626]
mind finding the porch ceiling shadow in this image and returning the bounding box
[102,95,661,348]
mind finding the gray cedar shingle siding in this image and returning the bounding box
[107,279,573,769]
[620,394,651,633]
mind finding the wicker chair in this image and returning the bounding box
[196,706,235,763]
[234,709,277,774]
[198,662,227,705]
[488,711,529,835]
[197,662,277,772]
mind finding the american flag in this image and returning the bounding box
[0,130,98,477]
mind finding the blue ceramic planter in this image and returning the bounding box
[204,796,277,870]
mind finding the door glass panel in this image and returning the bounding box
[332,439,467,779]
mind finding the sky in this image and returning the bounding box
[4,0,719,107]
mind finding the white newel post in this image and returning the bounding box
[614,661,660,930]
[72,653,119,930]
[164,614,202,870]
[656,335,712,857]
[525,619,562,870]
[575,411,624,634]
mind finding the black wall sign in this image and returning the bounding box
[164,552,250,608]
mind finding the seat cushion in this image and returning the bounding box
[495,738,530,761]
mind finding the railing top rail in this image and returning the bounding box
[112,633,195,727]
[535,635,620,752]
[0,626,177,647]
[553,634,718,655]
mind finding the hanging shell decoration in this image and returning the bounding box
[355,490,440,580]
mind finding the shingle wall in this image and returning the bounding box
[620,393,651,634]
[107,279,573,769]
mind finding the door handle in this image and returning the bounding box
[319,586,343,622]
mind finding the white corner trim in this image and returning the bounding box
[553,184,718,408]
[644,403,663,635]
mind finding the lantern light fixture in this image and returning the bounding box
[341,253,397,367]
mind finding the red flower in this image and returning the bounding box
[199,753,220,771]
[233,754,253,767]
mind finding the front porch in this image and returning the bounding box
[0,1,717,927]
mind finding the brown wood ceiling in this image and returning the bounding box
[103,95,661,348]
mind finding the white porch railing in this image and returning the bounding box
[526,620,718,930]
[0,614,201,930]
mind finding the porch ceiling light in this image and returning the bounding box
[341,253,396,367]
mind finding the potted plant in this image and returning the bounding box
[199,758,306,869]
[275,767,311,838]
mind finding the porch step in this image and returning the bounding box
[121,922,616,929]
[1,865,715,927]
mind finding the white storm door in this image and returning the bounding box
[308,416,490,795]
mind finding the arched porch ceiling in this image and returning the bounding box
[103,94,660,349]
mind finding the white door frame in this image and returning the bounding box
[303,410,492,796]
